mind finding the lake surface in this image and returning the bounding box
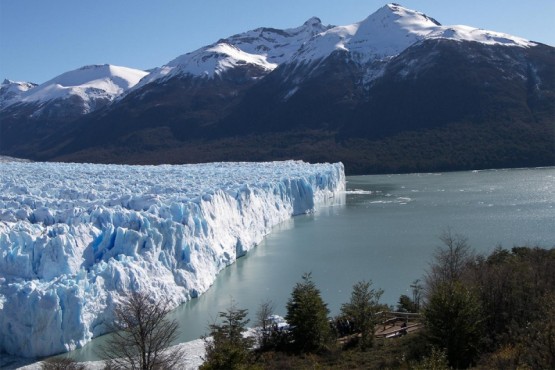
[71,167,555,360]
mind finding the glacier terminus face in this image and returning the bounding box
[0,160,345,358]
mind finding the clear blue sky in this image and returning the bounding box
[1,0,554,84]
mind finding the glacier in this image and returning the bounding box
[0,160,345,358]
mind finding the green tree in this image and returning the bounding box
[285,272,331,353]
[340,280,383,350]
[201,301,254,370]
[424,282,482,368]
[398,279,424,312]
[99,291,183,370]
[518,293,555,369]
[397,294,416,313]
[412,347,451,370]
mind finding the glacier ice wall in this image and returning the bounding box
[0,161,345,358]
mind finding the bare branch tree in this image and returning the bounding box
[410,279,424,312]
[40,357,87,370]
[99,291,184,370]
[425,229,474,293]
[255,300,274,349]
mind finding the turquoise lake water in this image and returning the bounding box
[71,167,555,360]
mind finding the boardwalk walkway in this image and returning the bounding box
[336,311,423,345]
[374,311,422,338]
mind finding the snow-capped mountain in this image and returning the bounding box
[293,4,533,65]
[0,4,539,106]
[1,3,553,174]
[0,79,37,108]
[134,3,535,89]
[292,4,441,65]
[2,64,148,119]
[133,17,331,88]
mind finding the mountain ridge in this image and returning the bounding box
[1,3,553,174]
[3,3,538,106]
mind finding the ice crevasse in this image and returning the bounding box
[0,160,345,358]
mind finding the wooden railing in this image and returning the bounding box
[374,311,422,338]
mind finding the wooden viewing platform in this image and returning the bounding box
[375,311,422,338]
[336,311,423,344]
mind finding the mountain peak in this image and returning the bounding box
[78,64,109,70]
[133,18,332,86]
[292,2,532,67]
[365,3,442,31]
[292,3,441,65]
[1,78,36,87]
[383,3,441,25]
[1,64,148,113]
[0,79,38,108]
[303,17,322,27]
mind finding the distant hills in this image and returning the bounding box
[1,3,553,174]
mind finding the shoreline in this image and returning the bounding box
[3,338,206,370]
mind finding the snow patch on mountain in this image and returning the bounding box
[293,3,441,65]
[294,3,534,65]
[287,3,536,86]
[0,80,37,108]
[223,16,331,65]
[0,156,31,163]
[133,44,273,86]
[166,42,277,77]
[2,65,148,114]
[133,17,332,87]
[0,161,345,358]
[427,25,535,47]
